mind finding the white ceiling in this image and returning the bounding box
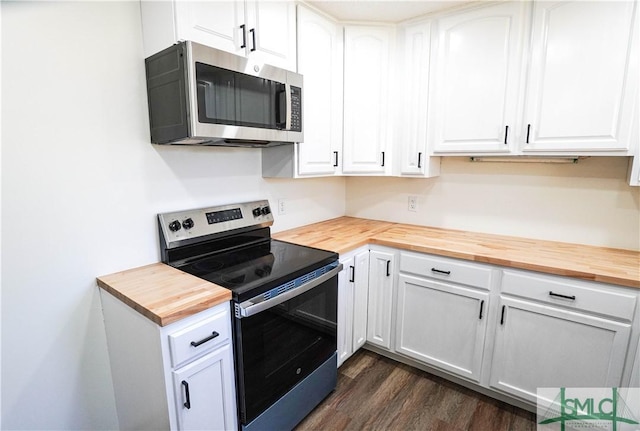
[305,0,474,23]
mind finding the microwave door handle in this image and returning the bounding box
[285,83,292,131]
[236,264,342,318]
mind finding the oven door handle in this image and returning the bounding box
[236,263,343,318]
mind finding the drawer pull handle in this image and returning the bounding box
[431,268,451,275]
[549,291,576,301]
[349,265,355,282]
[500,305,506,325]
[386,260,391,277]
[479,300,485,320]
[190,331,219,348]
[182,380,191,409]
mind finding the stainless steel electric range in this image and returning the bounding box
[158,200,341,431]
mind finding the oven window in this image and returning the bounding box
[236,276,337,424]
[195,62,286,130]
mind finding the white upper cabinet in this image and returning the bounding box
[172,1,245,56]
[523,1,638,153]
[141,1,297,71]
[430,2,527,154]
[343,25,394,174]
[397,20,441,177]
[296,5,343,176]
[244,1,297,71]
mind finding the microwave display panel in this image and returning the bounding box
[196,62,286,130]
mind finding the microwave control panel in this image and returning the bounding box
[290,86,302,132]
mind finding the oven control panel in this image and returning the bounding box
[158,200,274,247]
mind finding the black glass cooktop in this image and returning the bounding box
[177,239,338,303]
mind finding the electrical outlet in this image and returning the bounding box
[278,199,286,215]
[408,195,418,212]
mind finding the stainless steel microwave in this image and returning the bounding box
[145,41,303,147]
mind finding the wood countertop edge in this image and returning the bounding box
[96,264,232,327]
[368,238,640,289]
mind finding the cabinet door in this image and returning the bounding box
[395,275,489,382]
[367,250,395,349]
[352,250,370,351]
[337,255,355,367]
[174,1,245,56]
[296,5,343,176]
[399,21,433,175]
[245,0,297,71]
[431,2,526,153]
[523,1,638,152]
[173,344,237,431]
[343,26,393,174]
[489,297,631,405]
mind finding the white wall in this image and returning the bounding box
[346,157,640,251]
[0,2,345,429]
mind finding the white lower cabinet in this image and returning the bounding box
[395,274,489,382]
[489,297,631,404]
[338,247,370,366]
[366,248,396,349]
[489,269,636,405]
[100,292,237,431]
[364,248,638,412]
[173,344,237,430]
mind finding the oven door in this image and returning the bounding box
[234,264,340,425]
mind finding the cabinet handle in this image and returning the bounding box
[349,265,355,282]
[526,124,531,144]
[190,331,219,348]
[418,152,422,168]
[240,24,247,49]
[182,380,191,409]
[500,305,506,325]
[549,291,576,301]
[431,268,451,275]
[504,125,509,145]
[333,151,339,167]
[386,260,391,277]
[381,151,385,167]
[479,300,485,320]
[250,28,256,52]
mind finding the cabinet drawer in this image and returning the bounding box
[168,307,231,367]
[400,252,492,289]
[501,270,637,321]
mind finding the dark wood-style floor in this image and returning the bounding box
[295,350,537,431]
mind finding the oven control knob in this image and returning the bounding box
[261,206,271,215]
[182,218,194,230]
[252,208,261,217]
[168,220,182,232]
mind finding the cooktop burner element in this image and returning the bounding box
[177,238,336,302]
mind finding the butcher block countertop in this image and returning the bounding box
[274,217,640,289]
[98,217,639,327]
[97,263,231,326]
[273,217,396,254]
